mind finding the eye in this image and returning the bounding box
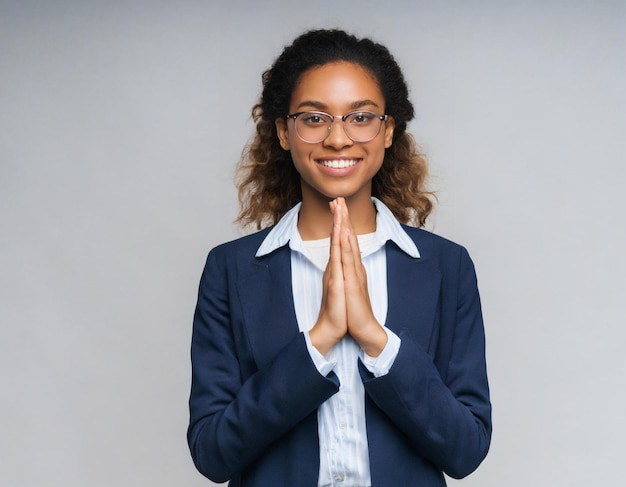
[349,112,376,124]
[300,113,328,125]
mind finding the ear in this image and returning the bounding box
[275,118,290,151]
[384,116,395,148]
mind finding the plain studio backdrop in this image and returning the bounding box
[1,1,624,485]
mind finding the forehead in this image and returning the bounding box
[290,61,384,110]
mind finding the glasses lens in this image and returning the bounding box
[295,112,333,143]
[344,112,382,142]
[293,111,384,143]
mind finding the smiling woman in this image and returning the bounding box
[274,61,395,237]
[187,29,492,487]
[236,29,434,230]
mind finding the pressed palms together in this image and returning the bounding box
[309,197,388,357]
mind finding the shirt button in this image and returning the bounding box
[334,475,344,482]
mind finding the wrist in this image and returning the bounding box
[354,322,388,357]
[309,320,343,356]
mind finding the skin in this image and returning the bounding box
[275,61,395,357]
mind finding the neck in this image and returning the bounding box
[297,192,377,241]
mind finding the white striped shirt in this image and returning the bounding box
[256,198,420,487]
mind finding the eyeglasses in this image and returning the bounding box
[285,110,389,143]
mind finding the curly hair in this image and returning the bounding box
[235,29,434,229]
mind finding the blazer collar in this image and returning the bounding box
[256,198,420,260]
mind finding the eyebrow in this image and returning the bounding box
[295,99,382,111]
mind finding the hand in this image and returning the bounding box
[309,198,388,357]
[334,198,388,357]
[309,200,348,355]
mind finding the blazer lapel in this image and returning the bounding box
[385,241,442,354]
[237,244,301,369]
[236,238,443,367]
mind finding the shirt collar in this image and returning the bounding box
[255,197,420,259]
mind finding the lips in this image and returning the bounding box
[317,159,360,169]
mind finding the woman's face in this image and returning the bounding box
[276,61,394,206]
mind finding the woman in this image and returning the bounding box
[188,29,491,486]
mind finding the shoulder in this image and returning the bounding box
[208,227,273,260]
[399,225,476,273]
[401,225,466,254]
[199,228,277,284]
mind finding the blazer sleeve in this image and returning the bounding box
[187,247,339,483]
[359,246,492,479]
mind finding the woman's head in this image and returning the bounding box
[262,29,414,140]
[236,29,434,229]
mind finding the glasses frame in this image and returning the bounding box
[285,110,389,144]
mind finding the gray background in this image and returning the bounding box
[1,1,625,485]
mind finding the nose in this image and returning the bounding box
[323,119,353,149]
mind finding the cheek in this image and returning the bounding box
[286,145,307,174]
[287,137,312,159]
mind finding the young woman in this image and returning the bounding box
[188,29,492,487]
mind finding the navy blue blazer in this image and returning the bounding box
[188,225,491,486]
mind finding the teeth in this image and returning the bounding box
[319,159,358,169]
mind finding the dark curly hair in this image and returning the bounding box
[235,29,434,229]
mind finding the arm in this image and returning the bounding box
[187,248,339,483]
[360,247,492,479]
[320,199,490,477]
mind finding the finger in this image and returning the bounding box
[325,208,347,324]
[319,201,346,332]
[340,225,362,290]
[338,203,366,282]
[328,203,344,281]
[328,198,337,215]
[336,199,358,249]
[325,199,339,269]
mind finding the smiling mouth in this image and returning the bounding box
[317,159,360,169]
